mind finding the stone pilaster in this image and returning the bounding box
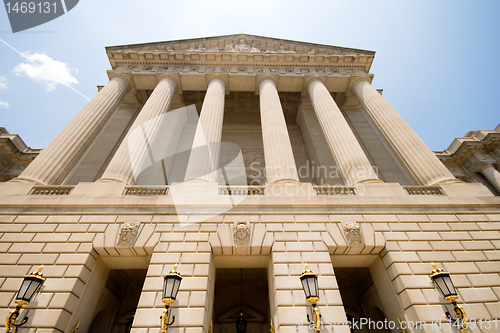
[352,79,456,185]
[479,163,500,193]
[259,78,299,184]
[99,76,177,185]
[307,79,381,185]
[134,233,214,333]
[12,76,131,185]
[184,77,226,183]
[270,244,349,333]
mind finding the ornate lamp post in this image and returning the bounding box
[300,263,321,333]
[5,266,46,333]
[161,264,183,333]
[430,262,469,333]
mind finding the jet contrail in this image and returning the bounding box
[0,38,90,101]
[0,38,22,55]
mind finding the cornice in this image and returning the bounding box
[108,54,372,70]
[112,66,366,79]
[436,132,500,168]
[1,195,499,213]
[112,60,368,69]
[105,33,375,56]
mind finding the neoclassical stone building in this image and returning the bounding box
[1,34,499,333]
[437,124,500,196]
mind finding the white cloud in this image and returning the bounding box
[13,52,78,91]
[0,99,9,108]
[0,76,7,89]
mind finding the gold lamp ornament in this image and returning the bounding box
[5,266,46,333]
[430,262,469,333]
[160,264,183,333]
[300,263,321,333]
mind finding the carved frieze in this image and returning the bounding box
[115,66,364,76]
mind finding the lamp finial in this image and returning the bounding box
[174,263,178,271]
[38,265,44,273]
[304,263,308,271]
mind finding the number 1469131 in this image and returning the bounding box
[5,2,57,14]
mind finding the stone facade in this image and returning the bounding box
[1,34,499,333]
[0,127,40,181]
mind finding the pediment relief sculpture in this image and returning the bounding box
[185,39,296,54]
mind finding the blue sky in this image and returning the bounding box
[0,0,499,151]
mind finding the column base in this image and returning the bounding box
[95,177,129,185]
[427,177,463,186]
[183,178,214,184]
[352,178,384,185]
[8,176,45,185]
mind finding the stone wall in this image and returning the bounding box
[1,198,499,333]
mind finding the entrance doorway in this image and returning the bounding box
[334,267,389,333]
[88,269,147,333]
[213,268,270,333]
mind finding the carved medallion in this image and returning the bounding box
[234,221,251,247]
[343,222,363,247]
[116,223,140,248]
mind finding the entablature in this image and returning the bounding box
[105,68,374,99]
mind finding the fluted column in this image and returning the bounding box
[184,78,225,183]
[12,76,131,185]
[99,76,177,184]
[259,78,299,184]
[352,79,456,185]
[307,79,381,185]
[479,163,500,193]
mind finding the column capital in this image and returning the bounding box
[346,74,374,96]
[476,161,496,173]
[256,75,279,94]
[206,74,229,94]
[477,161,500,193]
[303,75,325,92]
[467,152,497,173]
[107,71,136,93]
[156,73,181,94]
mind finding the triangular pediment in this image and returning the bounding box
[106,33,374,57]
